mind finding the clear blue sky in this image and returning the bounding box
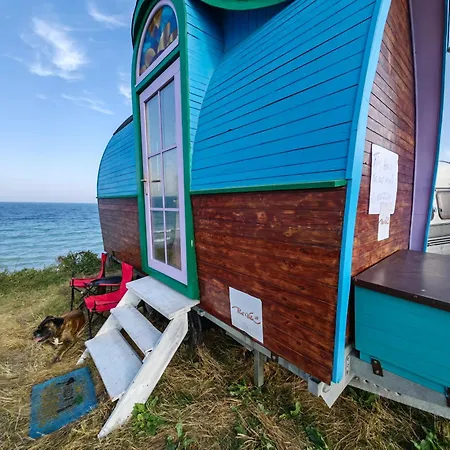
[0,0,134,203]
[0,3,449,203]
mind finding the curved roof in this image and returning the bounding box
[131,0,289,44]
[200,0,289,10]
[191,0,376,192]
[97,117,137,198]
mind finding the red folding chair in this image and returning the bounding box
[70,253,107,310]
[84,262,134,337]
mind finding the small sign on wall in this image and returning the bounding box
[378,202,391,241]
[369,145,398,215]
[369,145,398,241]
[229,287,264,343]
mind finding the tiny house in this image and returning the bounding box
[92,0,450,436]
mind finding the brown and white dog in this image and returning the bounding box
[33,310,85,363]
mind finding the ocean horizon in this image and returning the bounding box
[0,202,104,271]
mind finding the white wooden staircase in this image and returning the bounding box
[77,277,199,438]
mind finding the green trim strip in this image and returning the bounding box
[199,0,289,10]
[132,0,199,300]
[97,195,138,199]
[135,48,181,94]
[190,180,347,195]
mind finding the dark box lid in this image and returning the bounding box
[353,250,450,312]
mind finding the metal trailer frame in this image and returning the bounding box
[195,307,450,420]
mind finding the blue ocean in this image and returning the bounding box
[0,202,103,271]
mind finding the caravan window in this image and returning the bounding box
[436,190,450,220]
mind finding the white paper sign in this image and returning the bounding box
[230,287,264,343]
[378,202,391,241]
[369,145,398,215]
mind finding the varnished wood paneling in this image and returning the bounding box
[352,0,415,277]
[98,198,142,270]
[193,188,346,383]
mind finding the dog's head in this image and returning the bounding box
[33,316,64,343]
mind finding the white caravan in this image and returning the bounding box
[427,161,450,255]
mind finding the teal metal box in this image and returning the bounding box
[354,250,450,395]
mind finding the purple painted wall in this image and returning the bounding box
[409,0,446,250]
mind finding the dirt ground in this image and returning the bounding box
[1,272,450,449]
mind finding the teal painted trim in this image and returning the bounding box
[355,287,450,393]
[97,195,138,199]
[422,2,449,252]
[191,180,347,195]
[200,0,289,10]
[132,0,148,45]
[132,0,199,299]
[332,0,392,383]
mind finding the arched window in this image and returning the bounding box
[136,2,178,84]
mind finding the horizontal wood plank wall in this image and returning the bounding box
[186,0,223,149]
[97,121,137,198]
[191,0,380,192]
[192,188,346,383]
[223,5,286,52]
[352,0,415,276]
[98,198,142,271]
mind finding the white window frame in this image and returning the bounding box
[136,0,179,86]
[139,59,187,284]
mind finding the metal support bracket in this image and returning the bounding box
[254,350,266,388]
[194,308,450,419]
[300,350,450,420]
[371,358,384,377]
[350,357,450,419]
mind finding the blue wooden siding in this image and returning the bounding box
[97,120,137,198]
[355,287,450,393]
[191,0,378,192]
[223,4,287,52]
[186,0,223,155]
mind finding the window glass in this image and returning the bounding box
[146,95,160,154]
[161,81,176,148]
[166,211,181,269]
[163,149,178,208]
[139,6,178,76]
[437,190,450,220]
[151,211,165,263]
[149,155,163,208]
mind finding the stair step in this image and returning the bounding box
[111,306,162,354]
[127,277,199,319]
[86,329,142,401]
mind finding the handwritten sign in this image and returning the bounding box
[378,202,391,241]
[369,145,398,215]
[230,287,264,343]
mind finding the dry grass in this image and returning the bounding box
[1,274,450,449]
